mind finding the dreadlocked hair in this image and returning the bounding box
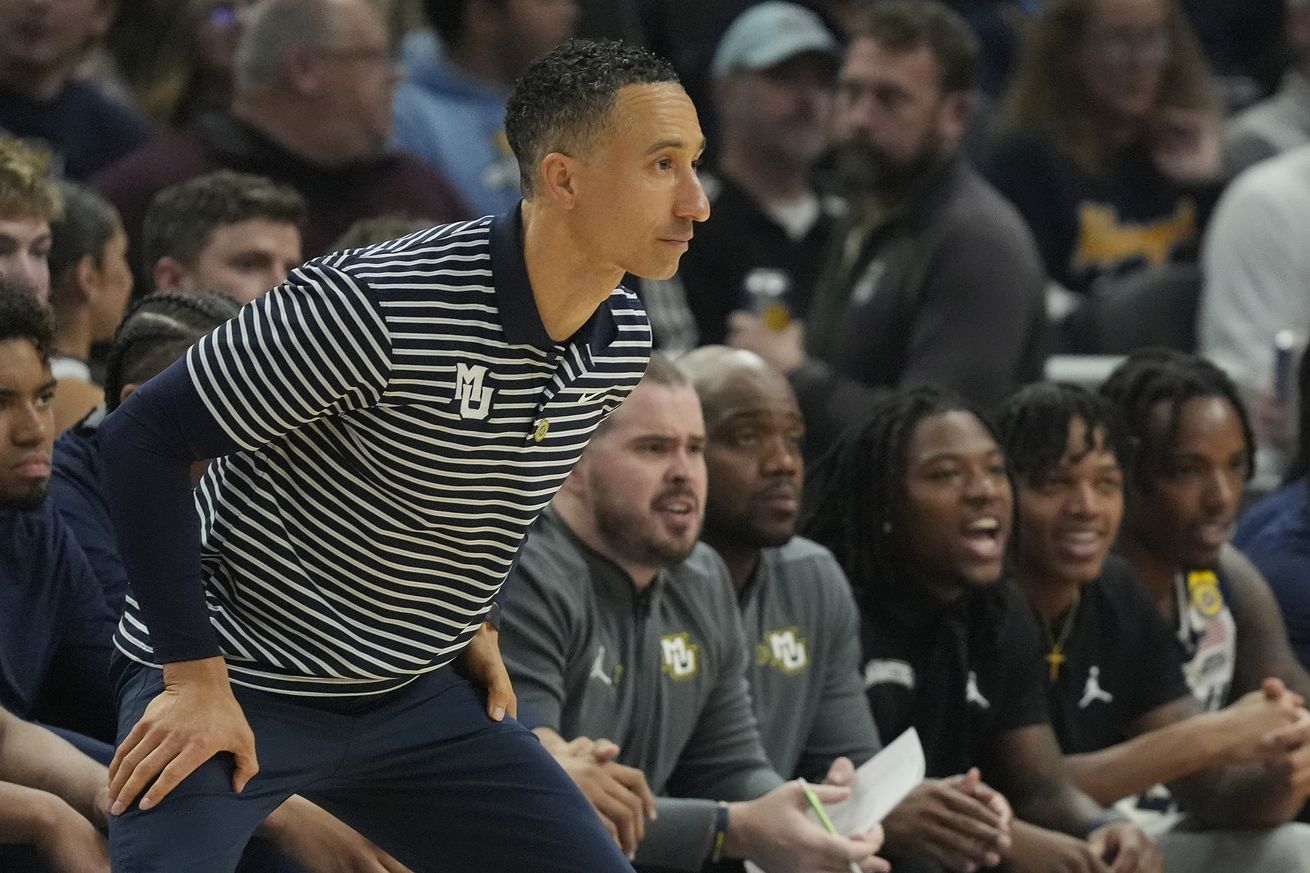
[995,382,1129,483]
[104,291,240,411]
[800,386,988,614]
[1099,348,1254,493]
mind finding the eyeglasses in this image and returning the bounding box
[1084,26,1172,65]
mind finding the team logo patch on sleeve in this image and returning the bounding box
[756,627,809,675]
[660,633,699,680]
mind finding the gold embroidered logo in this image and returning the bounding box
[756,627,809,675]
[660,633,699,680]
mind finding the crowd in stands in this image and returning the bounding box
[6,0,1310,870]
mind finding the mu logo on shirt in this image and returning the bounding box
[454,362,494,420]
[756,627,809,675]
[660,633,699,680]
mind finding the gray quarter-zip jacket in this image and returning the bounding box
[501,507,782,871]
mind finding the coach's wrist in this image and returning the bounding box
[161,655,230,690]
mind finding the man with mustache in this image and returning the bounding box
[499,355,888,872]
[727,0,1047,461]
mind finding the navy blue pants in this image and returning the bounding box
[109,664,633,873]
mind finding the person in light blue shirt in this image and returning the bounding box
[392,0,579,216]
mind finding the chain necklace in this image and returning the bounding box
[1041,596,1080,681]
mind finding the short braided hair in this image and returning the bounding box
[103,291,240,411]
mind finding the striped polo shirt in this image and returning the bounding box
[113,211,652,696]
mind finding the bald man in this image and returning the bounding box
[682,346,879,780]
[682,347,1016,873]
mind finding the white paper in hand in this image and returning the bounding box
[821,727,925,833]
[743,728,925,873]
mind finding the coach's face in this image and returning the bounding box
[0,336,54,510]
[574,82,710,280]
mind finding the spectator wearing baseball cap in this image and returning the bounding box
[643,2,841,353]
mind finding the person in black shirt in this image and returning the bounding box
[675,2,842,346]
[802,386,1159,873]
[997,381,1310,871]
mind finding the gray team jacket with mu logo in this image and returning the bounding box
[742,538,881,782]
[500,507,782,871]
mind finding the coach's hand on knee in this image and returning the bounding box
[108,656,258,815]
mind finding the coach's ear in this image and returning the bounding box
[538,151,580,207]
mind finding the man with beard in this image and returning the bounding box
[727,0,1047,461]
[685,346,1019,873]
[673,2,842,346]
[683,346,878,779]
[499,355,888,873]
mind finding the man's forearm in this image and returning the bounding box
[1011,775,1106,837]
[0,782,90,845]
[1187,762,1305,828]
[633,797,719,871]
[0,715,106,823]
[100,362,238,662]
[1063,712,1226,805]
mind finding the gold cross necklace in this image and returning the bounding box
[1041,596,1080,681]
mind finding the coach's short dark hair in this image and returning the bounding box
[0,280,55,360]
[142,171,305,275]
[505,39,679,198]
[849,0,979,94]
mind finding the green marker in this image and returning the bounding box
[797,778,863,873]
